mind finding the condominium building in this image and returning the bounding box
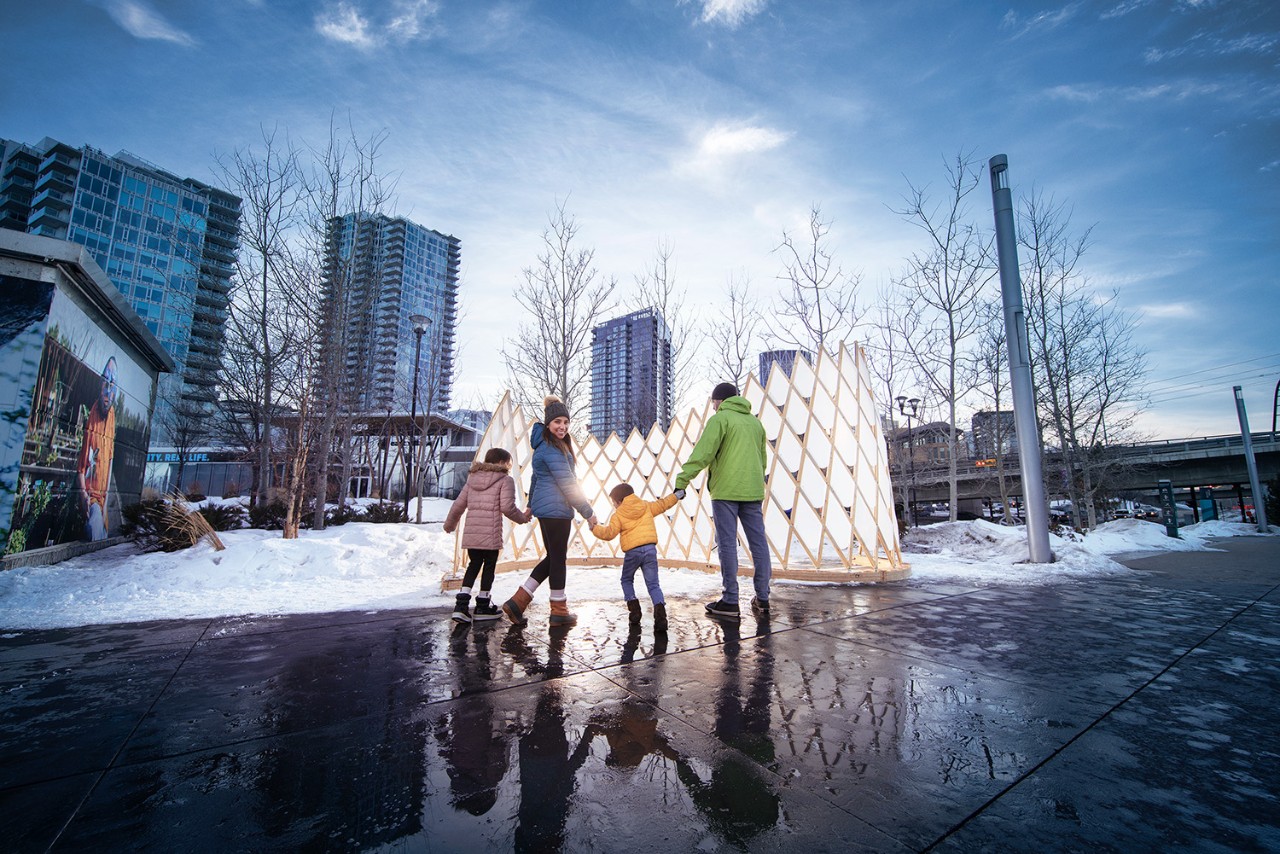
[590,307,672,441]
[758,348,814,387]
[318,212,459,414]
[0,136,240,446]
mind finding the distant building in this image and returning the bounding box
[318,212,459,414]
[0,136,241,448]
[970,410,1018,460]
[590,307,672,441]
[888,421,965,469]
[758,349,814,387]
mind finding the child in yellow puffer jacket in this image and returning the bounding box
[591,483,680,633]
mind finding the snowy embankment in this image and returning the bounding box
[0,500,1273,631]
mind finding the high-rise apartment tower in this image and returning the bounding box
[319,212,459,414]
[590,307,672,441]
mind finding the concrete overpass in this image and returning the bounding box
[898,432,1279,518]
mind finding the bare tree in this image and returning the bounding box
[166,399,209,496]
[706,273,761,390]
[771,204,862,356]
[305,121,395,529]
[864,283,919,524]
[502,200,617,426]
[215,127,304,508]
[973,300,1016,523]
[1019,190,1147,528]
[627,240,695,421]
[893,151,996,521]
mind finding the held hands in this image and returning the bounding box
[587,514,599,528]
[522,508,534,524]
[674,488,686,500]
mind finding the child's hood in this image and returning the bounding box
[616,494,652,521]
[465,462,510,491]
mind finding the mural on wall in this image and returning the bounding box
[0,275,56,547]
[3,284,153,555]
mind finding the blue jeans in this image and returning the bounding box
[711,499,772,605]
[620,543,664,604]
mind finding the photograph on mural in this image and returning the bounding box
[6,323,150,556]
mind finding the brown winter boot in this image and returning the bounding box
[549,598,578,626]
[653,602,668,634]
[502,587,533,624]
[627,599,642,626]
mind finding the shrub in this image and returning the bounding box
[121,498,223,552]
[222,480,242,499]
[185,481,207,502]
[327,503,362,526]
[199,503,246,532]
[248,498,289,530]
[363,502,407,524]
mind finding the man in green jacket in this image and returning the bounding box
[675,382,772,620]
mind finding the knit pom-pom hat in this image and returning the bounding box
[544,395,570,424]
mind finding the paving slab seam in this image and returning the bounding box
[44,618,217,852]
[918,578,1280,853]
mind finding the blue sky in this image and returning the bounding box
[5,0,1278,439]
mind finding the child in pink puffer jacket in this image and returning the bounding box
[443,448,531,623]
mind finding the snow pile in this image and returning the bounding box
[901,519,1130,585]
[0,507,1272,630]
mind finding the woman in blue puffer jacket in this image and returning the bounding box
[501,395,598,627]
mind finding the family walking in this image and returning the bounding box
[443,383,773,633]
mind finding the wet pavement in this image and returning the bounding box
[2,536,1278,852]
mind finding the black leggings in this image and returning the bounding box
[461,548,499,592]
[528,517,571,590]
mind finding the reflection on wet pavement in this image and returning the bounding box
[3,538,1278,851]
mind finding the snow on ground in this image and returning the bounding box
[0,499,1273,630]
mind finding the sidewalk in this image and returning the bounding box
[2,536,1277,852]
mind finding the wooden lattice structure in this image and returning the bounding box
[444,342,907,589]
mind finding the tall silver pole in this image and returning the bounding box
[1233,385,1269,532]
[989,155,1052,562]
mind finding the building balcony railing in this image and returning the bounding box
[28,206,70,228]
[3,157,39,179]
[34,170,75,194]
[39,151,81,174]
[31,187,72,209]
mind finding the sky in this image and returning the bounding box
[3,0,1278,440]
[1,497,1270,630]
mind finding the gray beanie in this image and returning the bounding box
[543,395,570,424]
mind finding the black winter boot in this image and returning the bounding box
[653,602,668,633]
[627,599,642,626]
[451,593,472,624]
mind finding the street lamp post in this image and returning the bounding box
[405,313,431,520]
[896,395,920,527]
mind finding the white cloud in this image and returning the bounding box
[1046,80,1223,103]
[695,0,768,28]
[1000,3,1083,38]
[387,0,441,43]
[697,122,789,158]
[316,0,439,49]
[1139,302,1196,319]
[95,0,196,46]
[316,3,376,49]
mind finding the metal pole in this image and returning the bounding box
[989,154,1052,562]
[1233,385,1269,531]
[405,327,424,519]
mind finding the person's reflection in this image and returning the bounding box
[675,618,781,847]
[584,626,677,772]
[513,625,593,853]
[437,623,508,816]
